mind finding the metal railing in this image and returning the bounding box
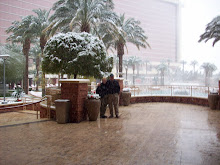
[0,97,47,119]
[129,85,219,98]
[89,83,218,98]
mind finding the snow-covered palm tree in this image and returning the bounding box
[6,15,35,94]
[144,59,150,76]
[181,60,187,73]
[199,16,220,46]
[31,9,50,51]
[123,58,129,80]
[45,0,115,35]
[201,63,217,86]
[156,62,167,85]
[31,9,50,95]
[105,14,150,77]
[29,45,41,91]
[128,56,141,85]
[190,60,198,74]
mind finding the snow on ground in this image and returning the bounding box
[29,91,42,98]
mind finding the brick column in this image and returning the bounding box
[60,79,90,123]
[115,78,124,106]
[115,78,124,92]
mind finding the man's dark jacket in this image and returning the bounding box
[106,79,120,94]
[96,83,108,98]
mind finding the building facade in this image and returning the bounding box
[0,0,57,43]
[113,0,180,62]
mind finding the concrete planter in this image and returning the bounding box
[86,99,101,121]
[208,93,219,110]
[121,92,131,106]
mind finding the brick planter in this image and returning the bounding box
[60,79,90,123]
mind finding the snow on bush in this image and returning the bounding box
[43,32,113,78]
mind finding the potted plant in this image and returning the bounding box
[12,86,24,102]
[121,88,131,106]
[86,91,101,121]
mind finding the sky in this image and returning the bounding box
[180,0,220,72]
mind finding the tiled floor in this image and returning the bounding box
[0,103,220,165]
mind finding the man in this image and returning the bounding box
[106,74,120,118]
[96,78,108,118]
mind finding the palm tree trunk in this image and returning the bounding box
[183,63,185,73]
[58,74,61,88]
[41,66,46,96]
[36,54,40,91]
[133,65,135,85]
[118,55,123,77]
[22,38,30,94]
[146,64,148,75]
[81,22,90,33]
[137,65,139,75]
[117,41,124,77]
[116,61,119,77]
[40,35,47,97]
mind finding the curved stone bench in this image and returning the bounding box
[130,96,209,107]
[40,100,56,119]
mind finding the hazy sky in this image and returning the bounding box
[180,0,220,72]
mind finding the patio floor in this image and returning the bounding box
[0,103,220,165]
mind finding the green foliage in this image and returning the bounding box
[46,0,115,35]
[42,32,113,78]
[101,14,150,51]
[0,44,24,84]
[156,62,168,73]
[127,56,141,70]
[6,15,34,43]
[201,62,217,77]
[199,15,220,46]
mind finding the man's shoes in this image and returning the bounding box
[100,115,107,118]
[116,115,119,118]
[109,115,114,118]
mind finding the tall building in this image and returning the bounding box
[0,0,57,43]
[113,0,180,62]
[0,0,180,63]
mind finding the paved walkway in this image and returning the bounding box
[0,103,220,165]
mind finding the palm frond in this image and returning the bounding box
[199,15,220,46]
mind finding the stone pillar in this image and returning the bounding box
[115,78,124,92]
[60,79,90,123]
[218,80,220,109]
[115,78,124,105]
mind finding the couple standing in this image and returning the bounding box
[96,74,120,118]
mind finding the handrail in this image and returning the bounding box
[0,97,47,111]
[127,84,218,88]
[128,85,218,98]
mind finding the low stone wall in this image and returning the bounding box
[0,102,41,113]
[130,96,209,106]
[39,101,56,119]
